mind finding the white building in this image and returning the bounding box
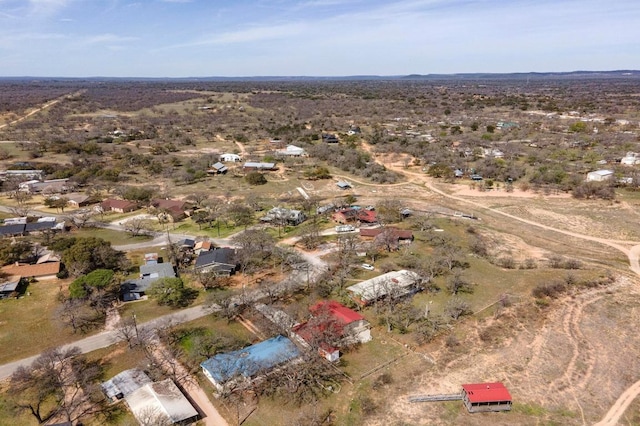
[346,270,421,305]
[621,152,640,166]
[586,169,614,182]
[125,379,199,425]
[220,153,242,162]
[276,144,306,157]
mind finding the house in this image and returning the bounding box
[220,153,242,163]
[1,262,61,281]
[0,223,27,237]
[269,138,285,148]
[151,199,191,221]
[336,181,352,190]
[461,382,512,413]
[208,162,228,174]
[25,220,62,234]
[194,248,238,276]
[261,207,306,226]
[291,300,371,362]
[346,270,421,306]
[120,262,176,301]
[200,335,301,393]
[621,152,640,166]
[276,145,306,157]
[19,178,71,194]
[586,169,614,182]
[0,169,43,180]
[322,133,339,143]
[243,162,277,171]
[101,198,138,213]
[0,277,23,299]
[65,193,94,208]
[102,369,152,402]
[316,203,335,215]
[194,240,213,255]
[126,379,199,425]
[359,227,414,248]
[177,238,195,250]
[333,208,377,224]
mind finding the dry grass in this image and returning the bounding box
[0,279,80,364]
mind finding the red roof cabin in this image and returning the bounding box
[461,382,512,413]
[291,300,371,362]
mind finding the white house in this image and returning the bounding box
[276,144,306,157]
[220,153,242,162]
[586,169,614,182]
[621,152,640,166]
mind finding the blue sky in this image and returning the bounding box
[0,0,638,77]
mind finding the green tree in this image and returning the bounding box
[44,196,69,213]
[245,171,267,185]
[0,240,33,266]
[56,237,127,276]
[148,277,198,308]
[69,269,115,299]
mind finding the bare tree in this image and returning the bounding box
[123,217,152,237]
[9,346,105,424]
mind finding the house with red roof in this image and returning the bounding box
[291,300,371,362]
[332,208,377,224]
[151,199,192,221]
[461,382,512,413]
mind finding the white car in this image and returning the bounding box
[335,225,356,233]
[361,263,375,271]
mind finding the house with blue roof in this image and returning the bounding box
[200,335,301,393]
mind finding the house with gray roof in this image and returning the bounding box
[121,262,176,301]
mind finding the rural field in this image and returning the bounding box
[1,77,639,425]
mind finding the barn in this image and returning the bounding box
[461,382,512,413]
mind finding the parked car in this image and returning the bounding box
[361,263,375,271]
[335,225,356,233]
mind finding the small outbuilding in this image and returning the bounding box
[586,169,614,182]
[461,382,512,413]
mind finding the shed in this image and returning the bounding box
[586,169,614,182]
[125,379,199,425]
[461,382,512,413]
[243,162,277,171]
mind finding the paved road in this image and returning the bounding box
[0,304,212,381]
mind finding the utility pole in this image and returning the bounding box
[132,312,139,341]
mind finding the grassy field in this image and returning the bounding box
[0,280,78,364]
[73,227,153,246]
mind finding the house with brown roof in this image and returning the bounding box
[101,198,138,213]
[2,262,61,281]
[151,199,192,221]
[360,227,414,250]
[332,208,377,224]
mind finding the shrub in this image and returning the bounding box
[532,280,566,299]
[245,171,267,185]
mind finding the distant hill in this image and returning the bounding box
[1,70,639,82]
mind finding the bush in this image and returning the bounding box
[532,280,566,299]
[245,171,267,185]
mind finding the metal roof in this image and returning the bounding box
[201,335,300,384]
[462,382,512,403]
[126,379,198,424]
[101,368,152,400]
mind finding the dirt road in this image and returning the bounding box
[365,144,640,424]
[0,90,84,129]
